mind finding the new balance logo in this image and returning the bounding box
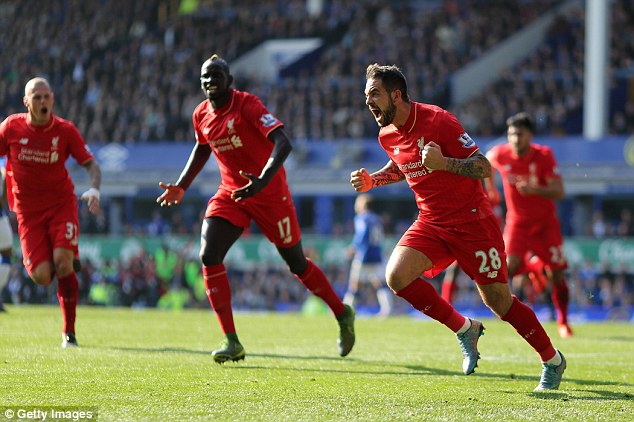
[19,138,28,145]
[487,271,498,279]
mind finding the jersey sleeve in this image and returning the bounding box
[242,94,284,138]
[542,147,561,180]
[0,118,8,156]
[192,106,206,145]
[67,123,95,165]
[435,110,479,159]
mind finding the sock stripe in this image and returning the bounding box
[205,270,227,279]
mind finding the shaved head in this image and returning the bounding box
[23,76,54,125]
[24,77,51,97]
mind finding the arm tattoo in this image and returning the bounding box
[444,152,492,179]
[371,160,405,188]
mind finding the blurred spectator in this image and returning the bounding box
[590,210,611,238]
[616,209,633,237]
[147,210,169,236]
[155,243,178,290]
[79,204,109,234]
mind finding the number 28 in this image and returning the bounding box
[475,248,502,273]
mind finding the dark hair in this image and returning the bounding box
[207,54,230,73]
[506,112,535,134]
[366,63,409,102]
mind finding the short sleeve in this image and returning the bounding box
[542,148,561,180]
[242,94,284,138]
[0,118,9,156]
[435,110,479,160]
[67,122,94,165]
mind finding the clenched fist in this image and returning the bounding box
[350,168,372,192]
[420,141,447,171]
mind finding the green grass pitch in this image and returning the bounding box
[1,305,633,421]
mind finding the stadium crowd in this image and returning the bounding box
[1,0,632,143]
[2,206,633,315]
[2,239,632,317]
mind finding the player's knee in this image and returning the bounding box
[30,270,53,286]
[53,258,74,278]
[506,259,520,277]
[480,285,513,317]
[199,250,223,266]
[286,257,308,275]
[200,255,222,267]
[385,269,410,292]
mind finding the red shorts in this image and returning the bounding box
[504,218,567,271]
[16,201,80,275]
[206,189,301,248]
[398,215,508,285]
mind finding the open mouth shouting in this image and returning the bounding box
[369,107,382,120]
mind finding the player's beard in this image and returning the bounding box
[378,98,396,127]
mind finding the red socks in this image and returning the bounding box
[396,277,466,333]
[551,281,570,324]
[502,295,557,361]
[57,273,79,334]
[203,259,345,334]
[295,258,345,317]
[203,264,236,335]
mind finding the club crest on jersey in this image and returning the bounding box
[227,118,236,135]
[416,137,432,172]
[260,113,278,128]
[394,147,399,155]
[458,132,475,148]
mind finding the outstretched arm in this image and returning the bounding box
[157,142,212,207]
[350,160,404,192]
[231,127,292,202]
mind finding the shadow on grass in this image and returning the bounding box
[103,346,634,397]
[109,346,211,355]
[403,364,633,391]
[529,389,633,403]
[226,355,466,377]
[106,347,353,362]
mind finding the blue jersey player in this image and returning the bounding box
[344,194,392,316]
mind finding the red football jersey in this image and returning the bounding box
[488,143,560,224]
[192,89,288,198]
[378,102,492,225]
[0,113,94,213]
